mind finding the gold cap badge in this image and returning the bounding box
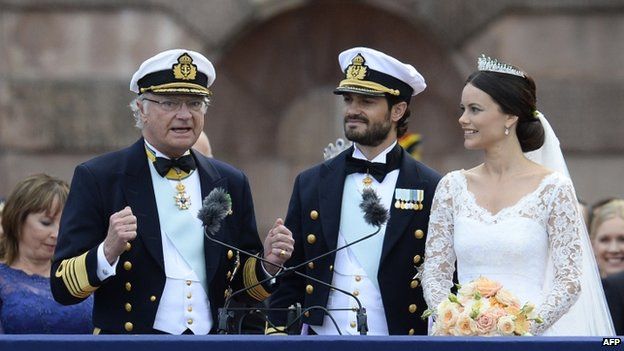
[345,54,367,80]
[173,53,197,81]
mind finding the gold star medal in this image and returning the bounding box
[174,182,191,210]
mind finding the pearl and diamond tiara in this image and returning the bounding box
[477,54,525,78]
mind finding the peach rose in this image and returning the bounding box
[494,288,521,308]
[475,310,497,335]
[474,276,502,298]
[437,300,460,332]
[497,315,516,335]
[453,313,477,336]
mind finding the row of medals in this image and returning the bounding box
[363,175,425,211]
[395,189,424,210]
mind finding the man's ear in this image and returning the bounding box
[391,101,408,122]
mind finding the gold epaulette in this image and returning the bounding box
[243,256,270,301]
[54,251,98,298]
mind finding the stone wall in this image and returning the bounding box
[0,0,622,235]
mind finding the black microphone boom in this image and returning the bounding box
[198,187,389,335]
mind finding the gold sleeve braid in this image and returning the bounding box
[265,324,287,335]
[54,251,98,298]
[243,256,270,301]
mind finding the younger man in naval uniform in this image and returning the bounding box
[51,49,293,334]
[268,47,441,335]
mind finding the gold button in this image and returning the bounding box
[124,322,133,332]
[350,321,356,328]
[329,265,333,272]
[125,303,132,312]
[310,210,319,220]
[353,290,359,297]
[409,304,417,313]
[306,284,314,294]
[187,306,193,312]
[125,282,132,291]
[150,295,157,302]
[186,280,192,286]
[227,250,234,260]
[355,275,361,282]
[123,261,132,271]
[307,234,316,244]
[410,280,419,289]
[413,255,421,264]
[187,292,192,299]
[187,319,193,325]
[125,242,132,251]
[226,271,232,279]
[304,311,310,317]
[307,262,314,269]
[414,229,424,239]
[408,328,415,335]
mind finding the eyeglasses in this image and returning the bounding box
[142,97,207,112]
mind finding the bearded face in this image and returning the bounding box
[342,93,394,147]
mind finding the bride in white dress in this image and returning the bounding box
[421,55,614,335]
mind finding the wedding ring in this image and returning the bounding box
[279,249,286,257]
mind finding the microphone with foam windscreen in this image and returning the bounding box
[198,187,388,335]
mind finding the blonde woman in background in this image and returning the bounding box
[591,199,624,278]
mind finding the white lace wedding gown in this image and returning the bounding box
[422,170,584,335]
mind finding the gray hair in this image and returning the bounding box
[128,94,212,130]
[129,96,144,129]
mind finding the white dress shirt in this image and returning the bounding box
[97,141,212,334]
[312,141,398,335]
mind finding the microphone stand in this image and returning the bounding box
[205,226,382,335]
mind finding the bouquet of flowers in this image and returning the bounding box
[422,276,543,336]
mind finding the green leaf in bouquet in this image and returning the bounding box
[421,308,433,320]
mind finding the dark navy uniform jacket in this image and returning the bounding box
[269,146,441,335]
[51,138,270,334]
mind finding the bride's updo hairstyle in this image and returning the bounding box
[466,56,545,152]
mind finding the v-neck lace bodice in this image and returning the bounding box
[421,170,583,335]
[459,171,558,222]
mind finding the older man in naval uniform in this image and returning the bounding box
[51,49,293,334]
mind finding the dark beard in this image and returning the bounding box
[344,114,393,147]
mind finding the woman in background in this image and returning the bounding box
[0,174,93,334]
[591,199,624,278]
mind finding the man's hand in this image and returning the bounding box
[103,206,137,264]
[263,218,294,275]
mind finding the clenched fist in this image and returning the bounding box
[103,206,137,264]
[263,218,294,275]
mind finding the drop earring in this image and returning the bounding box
[504,127,509,136]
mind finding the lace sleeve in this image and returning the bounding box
[422,174,457,311]
[533,178,582,334]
